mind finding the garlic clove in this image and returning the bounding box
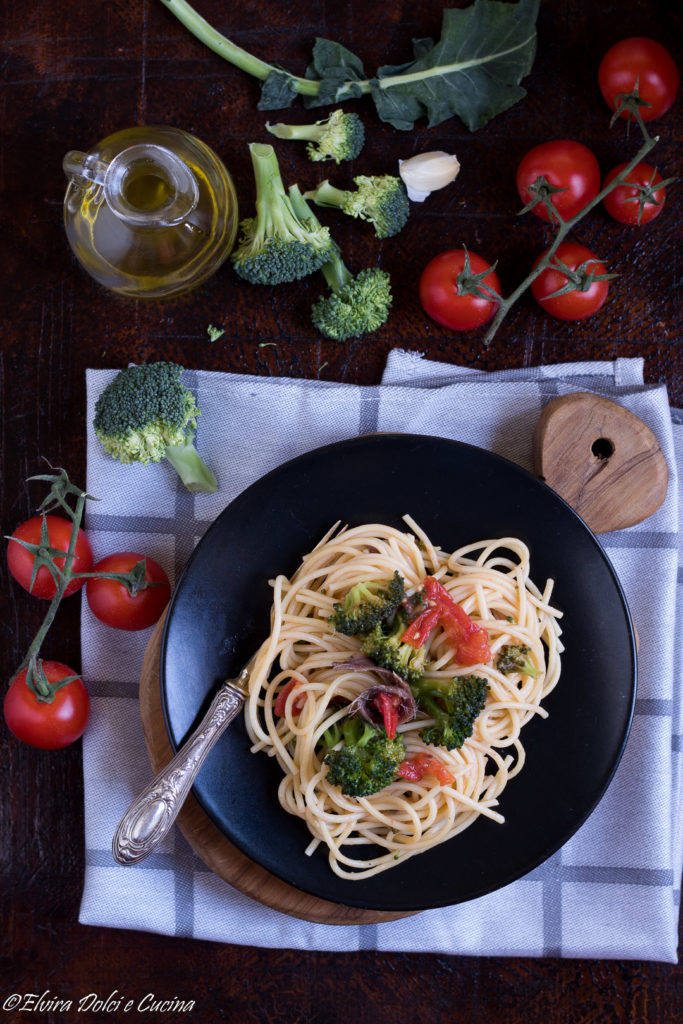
[399,151,461,202]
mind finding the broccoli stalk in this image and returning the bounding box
[231,143,336,286]
[164,438,217,492]
[329,571,404,635]
[266,109,365,163]
[320,719,344,750]
[323,715,406,797]
[160,0,321,99]
[93,362,217,493]
[305,175,410,238]
[286,186,393,342]
[496,643,541,677]
[360,612,427,686]
[412,675,489,750]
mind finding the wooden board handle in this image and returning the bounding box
[533,392,668,534]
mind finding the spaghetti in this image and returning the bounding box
[244,519,563,880]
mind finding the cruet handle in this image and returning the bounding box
[62,150,110,188]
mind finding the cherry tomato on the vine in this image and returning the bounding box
[85,552,171,631]
[7,515,93,599]
[516,140,601,223]
[599,38,679,122]
[4,661,90,749]
[419,249,501,331]
[531,242,612,322]
[603,162,667,225]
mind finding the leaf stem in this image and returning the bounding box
[376,32,538,90]
[482,128,658,345]
[159,0,320,95]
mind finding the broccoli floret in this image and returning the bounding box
[496,643,541,678]
[93,362,217,493]
[231,144,336,285]
[329,571,404,635]
[305,175,410,238]
[311,258,392,342]
[266,109,365,163]
[412,675,489,750]
[286,186,393,342]
[323,716,406,797]
[360,612,427,686]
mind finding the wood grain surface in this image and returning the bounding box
[2,1,681,1022]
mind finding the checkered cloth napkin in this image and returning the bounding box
[79,354,681,962]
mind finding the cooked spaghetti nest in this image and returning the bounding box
[244,517,563,880]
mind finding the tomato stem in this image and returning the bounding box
[71,560,164,596]
[456,246,503,303]
[15,469,89,689]
[482,119,659,345]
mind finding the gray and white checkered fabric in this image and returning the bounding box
[79,355,681,961]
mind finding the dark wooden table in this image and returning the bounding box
[2,1,681,1021]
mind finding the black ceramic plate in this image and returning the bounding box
[160,434,636,911]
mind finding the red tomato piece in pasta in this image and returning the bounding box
[273,678,306,717]
[397,753,454,786]
[401,576,491,665]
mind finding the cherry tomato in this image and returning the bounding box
[516,140,601,223]
[85,552,171,631]
[531,242,611,322]
[4,661,90,749]
[599,38,679,122]
[7,515,93,599]
[419,249,501,331]
[603,162,667,225]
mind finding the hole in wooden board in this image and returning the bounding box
[591,437,615,460]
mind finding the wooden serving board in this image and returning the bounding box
[139,610,414,925]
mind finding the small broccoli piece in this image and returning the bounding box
[412,675,489,750]
[266,109,365,163]
[305,175,410,238]
[93,362,217,493]
[360,612,427,686]
[496,643,541,678]
[329,570,405,635]
[287,187,393,342]
[324,716,406,797]
[231,144,336,285]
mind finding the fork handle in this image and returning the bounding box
[112,678,246,865]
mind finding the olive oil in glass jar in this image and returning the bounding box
[63,126,238,298]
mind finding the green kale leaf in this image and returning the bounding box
[369,0,540,131]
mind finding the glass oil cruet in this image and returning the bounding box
[62,125,238,298]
